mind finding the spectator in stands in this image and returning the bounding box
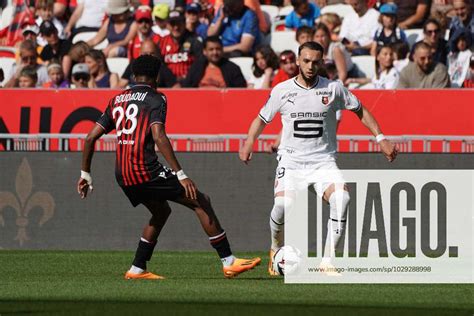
[248,44,279,88]
[87,0,138,57]
[18,66,38,88]
[42,63,70,88]
[158,10,203,80]
[393,0,430,29]
[63,41,90,78]
[449,0,474,50]
[181,36,247,87]
[5,40,49,88]
[462,55,474,87]
[339,0,380,55]
[346,45,399,89]
[284,0,320,30]
[420,18,449,65]
[398,42,450,88]
[313,23,358,83]
[70,63,90,88]
[21,24,44,61]
[36,0,66,45]
[391,41,411,72]
[129,6,160,60]
[430,0,454,18]
[64,0,107,38]
[371,3,407,56]
[295,26,314,46]
[214,0,270,34]
[152,4,171,37]
[84,49,119,88]
[120,39,179,88]
[207,0,260,57]
[319,13,341,42]
[271,50,298,87]
[39,21,72,75]
[447,28,472,87]
[186,2,209,40]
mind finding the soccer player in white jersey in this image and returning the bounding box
[239,41,398,275]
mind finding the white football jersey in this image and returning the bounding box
[259,76,361,162]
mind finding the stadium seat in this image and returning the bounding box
[0,5,14,30]
[351,55,376,78]
[106,57,129,77]
[404,29,424,49]
[0,57,15,86]
[278,5,294,17]
[261,5,279,22]
[270,31,299,54]
[72,32,109,50]
[320,4,354,18]
[229,57,253,82]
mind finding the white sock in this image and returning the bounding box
[129,265,144,274]
[270,197,286,251]
[221,255,236,267]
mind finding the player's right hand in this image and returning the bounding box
[239,143,253,164]
[77,177,93,199]
[180,178,197,200]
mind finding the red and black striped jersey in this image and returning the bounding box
[96,84,167,187]
[158,31,203,79]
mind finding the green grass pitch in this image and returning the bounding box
[0,251,472,315]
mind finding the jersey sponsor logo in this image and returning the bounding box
[183,41,191,51]
[281,92,297,100]
[118,139,135,145]
[290,112,327,118]
[115,92,148,104]
[315,90,333,96]
[322,96,329,105]
[164,52,190,63]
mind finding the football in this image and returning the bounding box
[272,245,302,275]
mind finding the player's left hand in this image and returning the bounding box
[180,178,197,200]
[239,142,253,164]
[77,177,93,199]
[380,140,398,162]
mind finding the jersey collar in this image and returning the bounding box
[293,76,320,90]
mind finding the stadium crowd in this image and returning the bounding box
[0,0,473,89]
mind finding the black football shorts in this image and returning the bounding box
[120,166,185,207]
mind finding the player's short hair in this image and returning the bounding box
[132,54,161,79]
[204,35,222,48]
[298,41,324,56]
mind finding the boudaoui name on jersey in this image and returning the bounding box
[115,92,148,104]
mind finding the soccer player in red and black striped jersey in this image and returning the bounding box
[77,55,260,279]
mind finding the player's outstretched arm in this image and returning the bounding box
[77,125,105,199]
[355,105,398,162]
[151,123,197,200]
[239,117,267,164]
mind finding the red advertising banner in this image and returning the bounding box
[0,89,472,136]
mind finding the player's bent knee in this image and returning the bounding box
[270,196,294,225]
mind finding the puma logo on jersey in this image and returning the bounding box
[281,92,297,100]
